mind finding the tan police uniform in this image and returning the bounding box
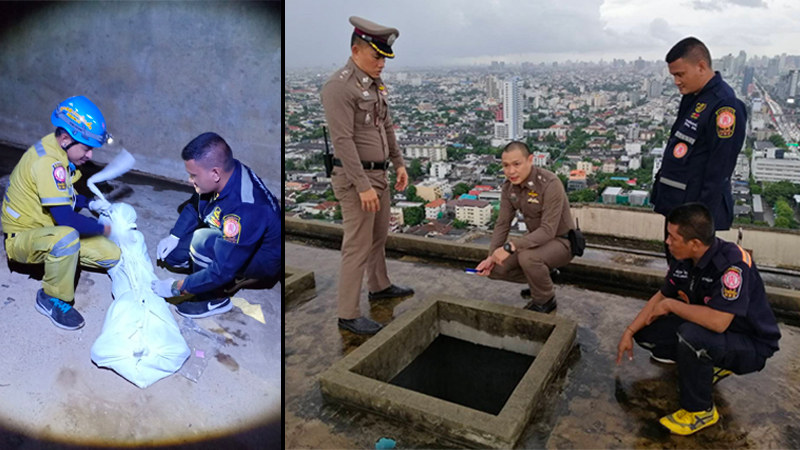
[1,133,120,302]
[488,165,574,304]
[320,17,405,320]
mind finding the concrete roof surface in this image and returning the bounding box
[286,241,800,449]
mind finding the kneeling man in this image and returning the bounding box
[151,132,281,318]
[616,203,780,435]
[475,141,574,313]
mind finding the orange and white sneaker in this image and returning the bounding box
[659,406,720,435]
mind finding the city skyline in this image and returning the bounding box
[287,0,800,69]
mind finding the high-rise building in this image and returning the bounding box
[495,77,523,141]
[722,54,734,76]
[634,57,646,72]
[767,57,780,78]
[777,69,800,105]
[742,66,754,95]
[485,75,501,100]
[647,79,662,98]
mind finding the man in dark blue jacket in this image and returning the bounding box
[652,37,747,256]
[151,132,281,318]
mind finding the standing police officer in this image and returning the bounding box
[321,16,413,335]
[653,37,747,254]
[616,203,780,435]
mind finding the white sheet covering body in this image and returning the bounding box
[87,152,190,388]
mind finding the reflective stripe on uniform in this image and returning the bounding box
[240,168,254,204]
[189,245,213,264]
[191,257,209,268]
[40,197,72,205]
[5,206,20,219]
[51,230,80,257]
[34,141,46,157]
[659,177,687,190]
[674,131,696,145]
[96,259,119,268]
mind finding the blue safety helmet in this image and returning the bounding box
[51,96,113,148]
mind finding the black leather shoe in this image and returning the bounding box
[368,284,414,300]
[525,296,557,314]
[338,316,384,335]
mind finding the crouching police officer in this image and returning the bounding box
[151,132,281,318]
[616,203,780,435]
[2,96,120,330]
[475,141,575,313]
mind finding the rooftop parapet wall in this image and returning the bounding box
[573,204,800,269]
[286,215,800,316]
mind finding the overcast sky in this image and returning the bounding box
[286,0,800,68]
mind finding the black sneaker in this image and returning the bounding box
[368,284,414,301]
[35,289,85,330]
[175,297,233,318]
[338,316,384,335]
[525,296,557,314]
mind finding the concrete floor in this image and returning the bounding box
[0,153,281,449]
[285,240,800,449]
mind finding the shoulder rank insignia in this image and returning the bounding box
[721,266,742,300]
[690,102,706,119]
[716,106,736,139]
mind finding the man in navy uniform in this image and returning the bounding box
[652,37,747,256]
[616,203,780,435]
[151,132,281,318]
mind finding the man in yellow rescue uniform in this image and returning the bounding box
[2,96,120,330]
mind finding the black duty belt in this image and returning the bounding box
[3,233,15,241]
[332,158,390,171]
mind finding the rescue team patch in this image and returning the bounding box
[204,206,222,228]
[673,142,688,159]
[721,266,743,300]
[716,107,736,139]
[222,214,241,244]
[52,163,67,191]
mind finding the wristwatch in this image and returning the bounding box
[171,280,181,297]
[503,242,515,254]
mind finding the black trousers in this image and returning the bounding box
[633,314,767,412]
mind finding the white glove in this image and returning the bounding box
[157,235,180,260]
[88,198,111,214]
[151,278,178,298]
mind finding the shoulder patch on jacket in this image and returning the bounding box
[52,163,67,191]
[222,214,241,244]
[721,266,743,300]
[716,106,736,139]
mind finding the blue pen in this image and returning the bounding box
[464,268,479,274]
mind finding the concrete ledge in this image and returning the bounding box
[319,295,577,449]
[286,216,800,317]
[285,266,315,304]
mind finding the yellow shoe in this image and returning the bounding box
[659,406,720,435]
[713,367,733,385]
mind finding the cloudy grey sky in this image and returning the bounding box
[286,0,800,68]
